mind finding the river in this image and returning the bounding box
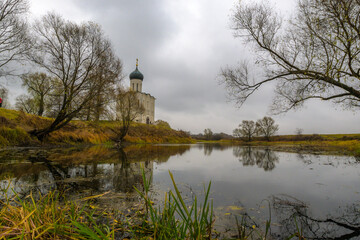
[0,144,359,239]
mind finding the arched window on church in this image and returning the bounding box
[132,83,135,90]
[136,83,138,92]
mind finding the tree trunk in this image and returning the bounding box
[85,105,91,121]
[38,95,44,116]
[30,127,52,141]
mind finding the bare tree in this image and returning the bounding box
[295,128,304,140]
[233,128,242,140]
[221,0,360,113]
[28,13,122,140]
[112,88,144,146]
[15,93,36,114]
[256,116,279,141]
[21,72,52,116]
[79,49,123,121]
[204,128,213,140]
[295,128,303,136]
[236,120,257,142]
[0,0,30,76]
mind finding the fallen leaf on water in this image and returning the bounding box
[228,206,244,211]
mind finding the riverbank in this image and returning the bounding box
[0,170,284,240]
[1,108,359,155]
[248,141,360,156]
[199,135,360,156]
[0,108,194,147]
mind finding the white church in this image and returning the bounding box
[129,59,155,124]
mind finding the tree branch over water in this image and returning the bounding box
[221,0,360,113]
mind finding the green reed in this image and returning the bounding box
[134,169,214,239]
[0,174,305,240]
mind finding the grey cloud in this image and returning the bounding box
[10,0,359,134]
[73,0,177,67]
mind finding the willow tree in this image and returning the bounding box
[221,0,360,113]
[29,13,122,140]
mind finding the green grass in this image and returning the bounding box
[133,170,214,239]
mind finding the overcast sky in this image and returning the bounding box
[2,0,359,135]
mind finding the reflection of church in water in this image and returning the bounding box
[129,59,155,124]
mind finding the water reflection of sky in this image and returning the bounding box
[0,144,359,238]
[154,146,359,214]
[153,144,360,237]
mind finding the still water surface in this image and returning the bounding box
[0,144,359,238]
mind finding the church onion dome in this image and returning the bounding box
[129,59,144,80]
[129,67,144,80]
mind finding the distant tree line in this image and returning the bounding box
[0,0,140,141]
[192,129,233,141]
[233,116,279,142]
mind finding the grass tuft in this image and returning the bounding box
[0,182,116,239]
[134,169,214,239]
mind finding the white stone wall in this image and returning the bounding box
[134,92,155,124]
[130,79,143,92]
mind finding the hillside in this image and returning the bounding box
[0,108,194,147]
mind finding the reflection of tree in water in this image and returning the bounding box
[204,144,213,156]
[0,145,191,197]
[111,148,149,193]
[271,195,360,239]
[233,146,279,171]
[296,153,360,168]
[196,143,233,156]
[27,152,72,193]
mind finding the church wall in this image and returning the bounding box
[130,79,143,92]
[134,92,155,124]
[128,62,155,124]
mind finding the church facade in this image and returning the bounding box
[129,60,155,124]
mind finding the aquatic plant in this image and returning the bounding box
[134,169,214,239]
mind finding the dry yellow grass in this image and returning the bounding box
[0,108,193,146]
